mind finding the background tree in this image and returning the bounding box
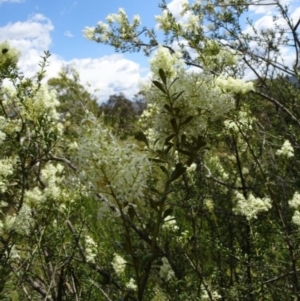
[82,1,300,300]
[48,66,101,137]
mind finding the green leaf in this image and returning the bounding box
[171,90,185,102]
[150,198,159,211]
[163,143,173,155]
[149,158,167,164]
[160,165,169,177]
[165,134,176,143]
[170,118,178,133]
[169,77,179,90]
[196,136,206,150]
[177,148,194,156]
[127,206,136,220]
[135,131,149,148]
[164,104,172,113]
[159,68,167,85]
[163,207,173,219]
[152,80,167,94]
[169,162,186,182]
[140,253,154,269]
[181,116,194,126]
[154,138,160,146]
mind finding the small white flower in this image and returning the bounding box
[112,254,127,275]
[234,192,271,220]
[159,257,175,281]
[162,216,179,231]
[126,278,137,291]
[83,26,95,40]
[276,140,294,158]
[289,192,300,209]
[85,235,97,262]
[187,163,197,173]
[133,14,141,24]
[292,211,300,226]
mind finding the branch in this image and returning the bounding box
[255,90,300,127]
[263,269,300,285]
[49,154,77,171]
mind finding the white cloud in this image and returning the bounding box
[0,14,144,103]
[64,30,74,38]
[67,55,144,102]
[249,0,294,15]
[0,14,53,49]
[0,14,54,75]
[167,0,187,18]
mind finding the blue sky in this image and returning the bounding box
[0,0,160,62]
[0,0,299,102]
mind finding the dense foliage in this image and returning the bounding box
[1,0,300,300]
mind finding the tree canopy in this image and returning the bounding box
[1,1,300,300]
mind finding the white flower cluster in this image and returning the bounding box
[24,163,67,207]
[224,109,255,133]
[234,192,271,220]
[150,45,184,79]
[201,285,221,300]
[126,278,137,291]
[85,235,97,262]
[159,257,175,281]
[112,253,127,275]
[205,155,229,181]
[155,0,202,35]
[155,10,174,32]
[0,116,7,145]
[0,157,15,192]
[141,69,234,144]
[162,215,179,232]
[182,13,202,35]
[13,204,33,235]
[216,76,254,95]
[288,192,300,226]
[23,85,60,122]
[186,162,197,173]
[83,8,141,45]
[0,42,19,67]
[292,211,300,226]
[289,192,300,209]
[1,83,62,138]
[176,229,190,245]
[0,162,70,236]
[75,115,151,204]
[276,140,294,158]
[41,163,64,199]
[83,26,95,40]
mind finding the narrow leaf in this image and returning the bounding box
[181,116,194,126]
[159,68,167,85]
[169,162,186,182]
[163,207,173,219]
[169,77,179,89]
[141,253,154,269]
[164,104,172,113]
[196,136,206,149]
[135,131,149,148]
[171,90,185,102]
[127,206,136,220]
[170,118,178,133]
[153,80,167,94]
[177,148,194,156]
[160,165,169,177]
[165,134,176,143]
